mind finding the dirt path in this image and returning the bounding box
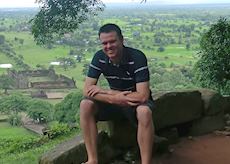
[21,113,46,135]
[153,133,230,164]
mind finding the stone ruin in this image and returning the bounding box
[39,89,230,164]
[8,69,76,89]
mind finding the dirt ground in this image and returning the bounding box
[153,133,230,164]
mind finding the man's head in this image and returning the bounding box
[98,23,123,40]
[98,24,124,63]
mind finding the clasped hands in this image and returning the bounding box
[86,85,140,106]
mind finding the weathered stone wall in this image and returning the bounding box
[8,69,76,89]
[31,81,75,89]
[39,89,230,164]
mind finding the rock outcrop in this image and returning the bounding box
[39,89,230,164]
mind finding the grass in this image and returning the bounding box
[0,120,80,164]
[0,122,36,138]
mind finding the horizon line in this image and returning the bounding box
[0,2,230,9]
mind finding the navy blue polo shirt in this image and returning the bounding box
[87,46,150,91]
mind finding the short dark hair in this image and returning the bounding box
[98,23,123,39]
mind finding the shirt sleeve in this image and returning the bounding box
[134,51,150,83]
[87,52,102,79]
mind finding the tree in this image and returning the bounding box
[30,0,147,45]
[186,42,190,50]
[0,94,29,114]
[194,17,230,94]
[30,0,105,45]
[57,57,76,70]
[157,46,165,52]
[54,92,82,123]
[0,34,5,44]
[0,74,15,94]
[27,99,53,123]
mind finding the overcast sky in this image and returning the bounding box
[0,0,229,8]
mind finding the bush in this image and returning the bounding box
[8,114,22,126]
[26,99,53,123]
[54,92,82,123]
[46,122,71,139]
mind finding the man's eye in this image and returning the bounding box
[110,40,116,44]
[101,40,116,45]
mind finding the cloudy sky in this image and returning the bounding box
[0,0,229,8]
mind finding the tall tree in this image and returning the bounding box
[30,0,104,45]
[194,17,230,94]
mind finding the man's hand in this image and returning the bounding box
[87,85,106,97]
[86,86,140,107]
[113,91,140,107]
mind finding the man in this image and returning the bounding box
[80,23,154,164]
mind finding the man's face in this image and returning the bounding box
[99,31,124,62]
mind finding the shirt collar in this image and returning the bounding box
[105,46,130,66]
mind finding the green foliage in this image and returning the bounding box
[0,34,5,44]
[57,57,76,70]
[195,17,230,94]
[0,136,38,155]
[0,126,78,164]
[26,99,54,123]
[54,92,83,123]
[150,69,194,91]
[8,113,22,126]
[82,63,89,76]
[0,94,30,114]
[0,74,15,94]
[46,122,71,139]
[30,0,105,45]
[157,46,165,52]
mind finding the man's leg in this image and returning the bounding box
[80,99,98,164]
[136,105,154,164]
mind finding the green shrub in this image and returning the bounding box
[8,114,22,126]
[0,136,39,155]
[47,122,71,139]
[54,92,82,123]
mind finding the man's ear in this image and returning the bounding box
[121,37,124,44]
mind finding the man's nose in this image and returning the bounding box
[105,42,112,49]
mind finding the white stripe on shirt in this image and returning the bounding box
[90,64,101,71]
[134,66,148,74]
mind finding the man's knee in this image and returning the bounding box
[80,98,97,116]
[136,106,153,125]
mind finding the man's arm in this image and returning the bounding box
[84,77,135,106]
[84,77,150,106]
[126,81,150,104]
[83,77,116,104]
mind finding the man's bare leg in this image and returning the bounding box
[136,106,154,164]
[80,99,98,164]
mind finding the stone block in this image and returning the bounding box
[153,90,203,130]
[199,89,225,116]
[223,95,230,114]
[188,113,225,136]
[39,135,87,164]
